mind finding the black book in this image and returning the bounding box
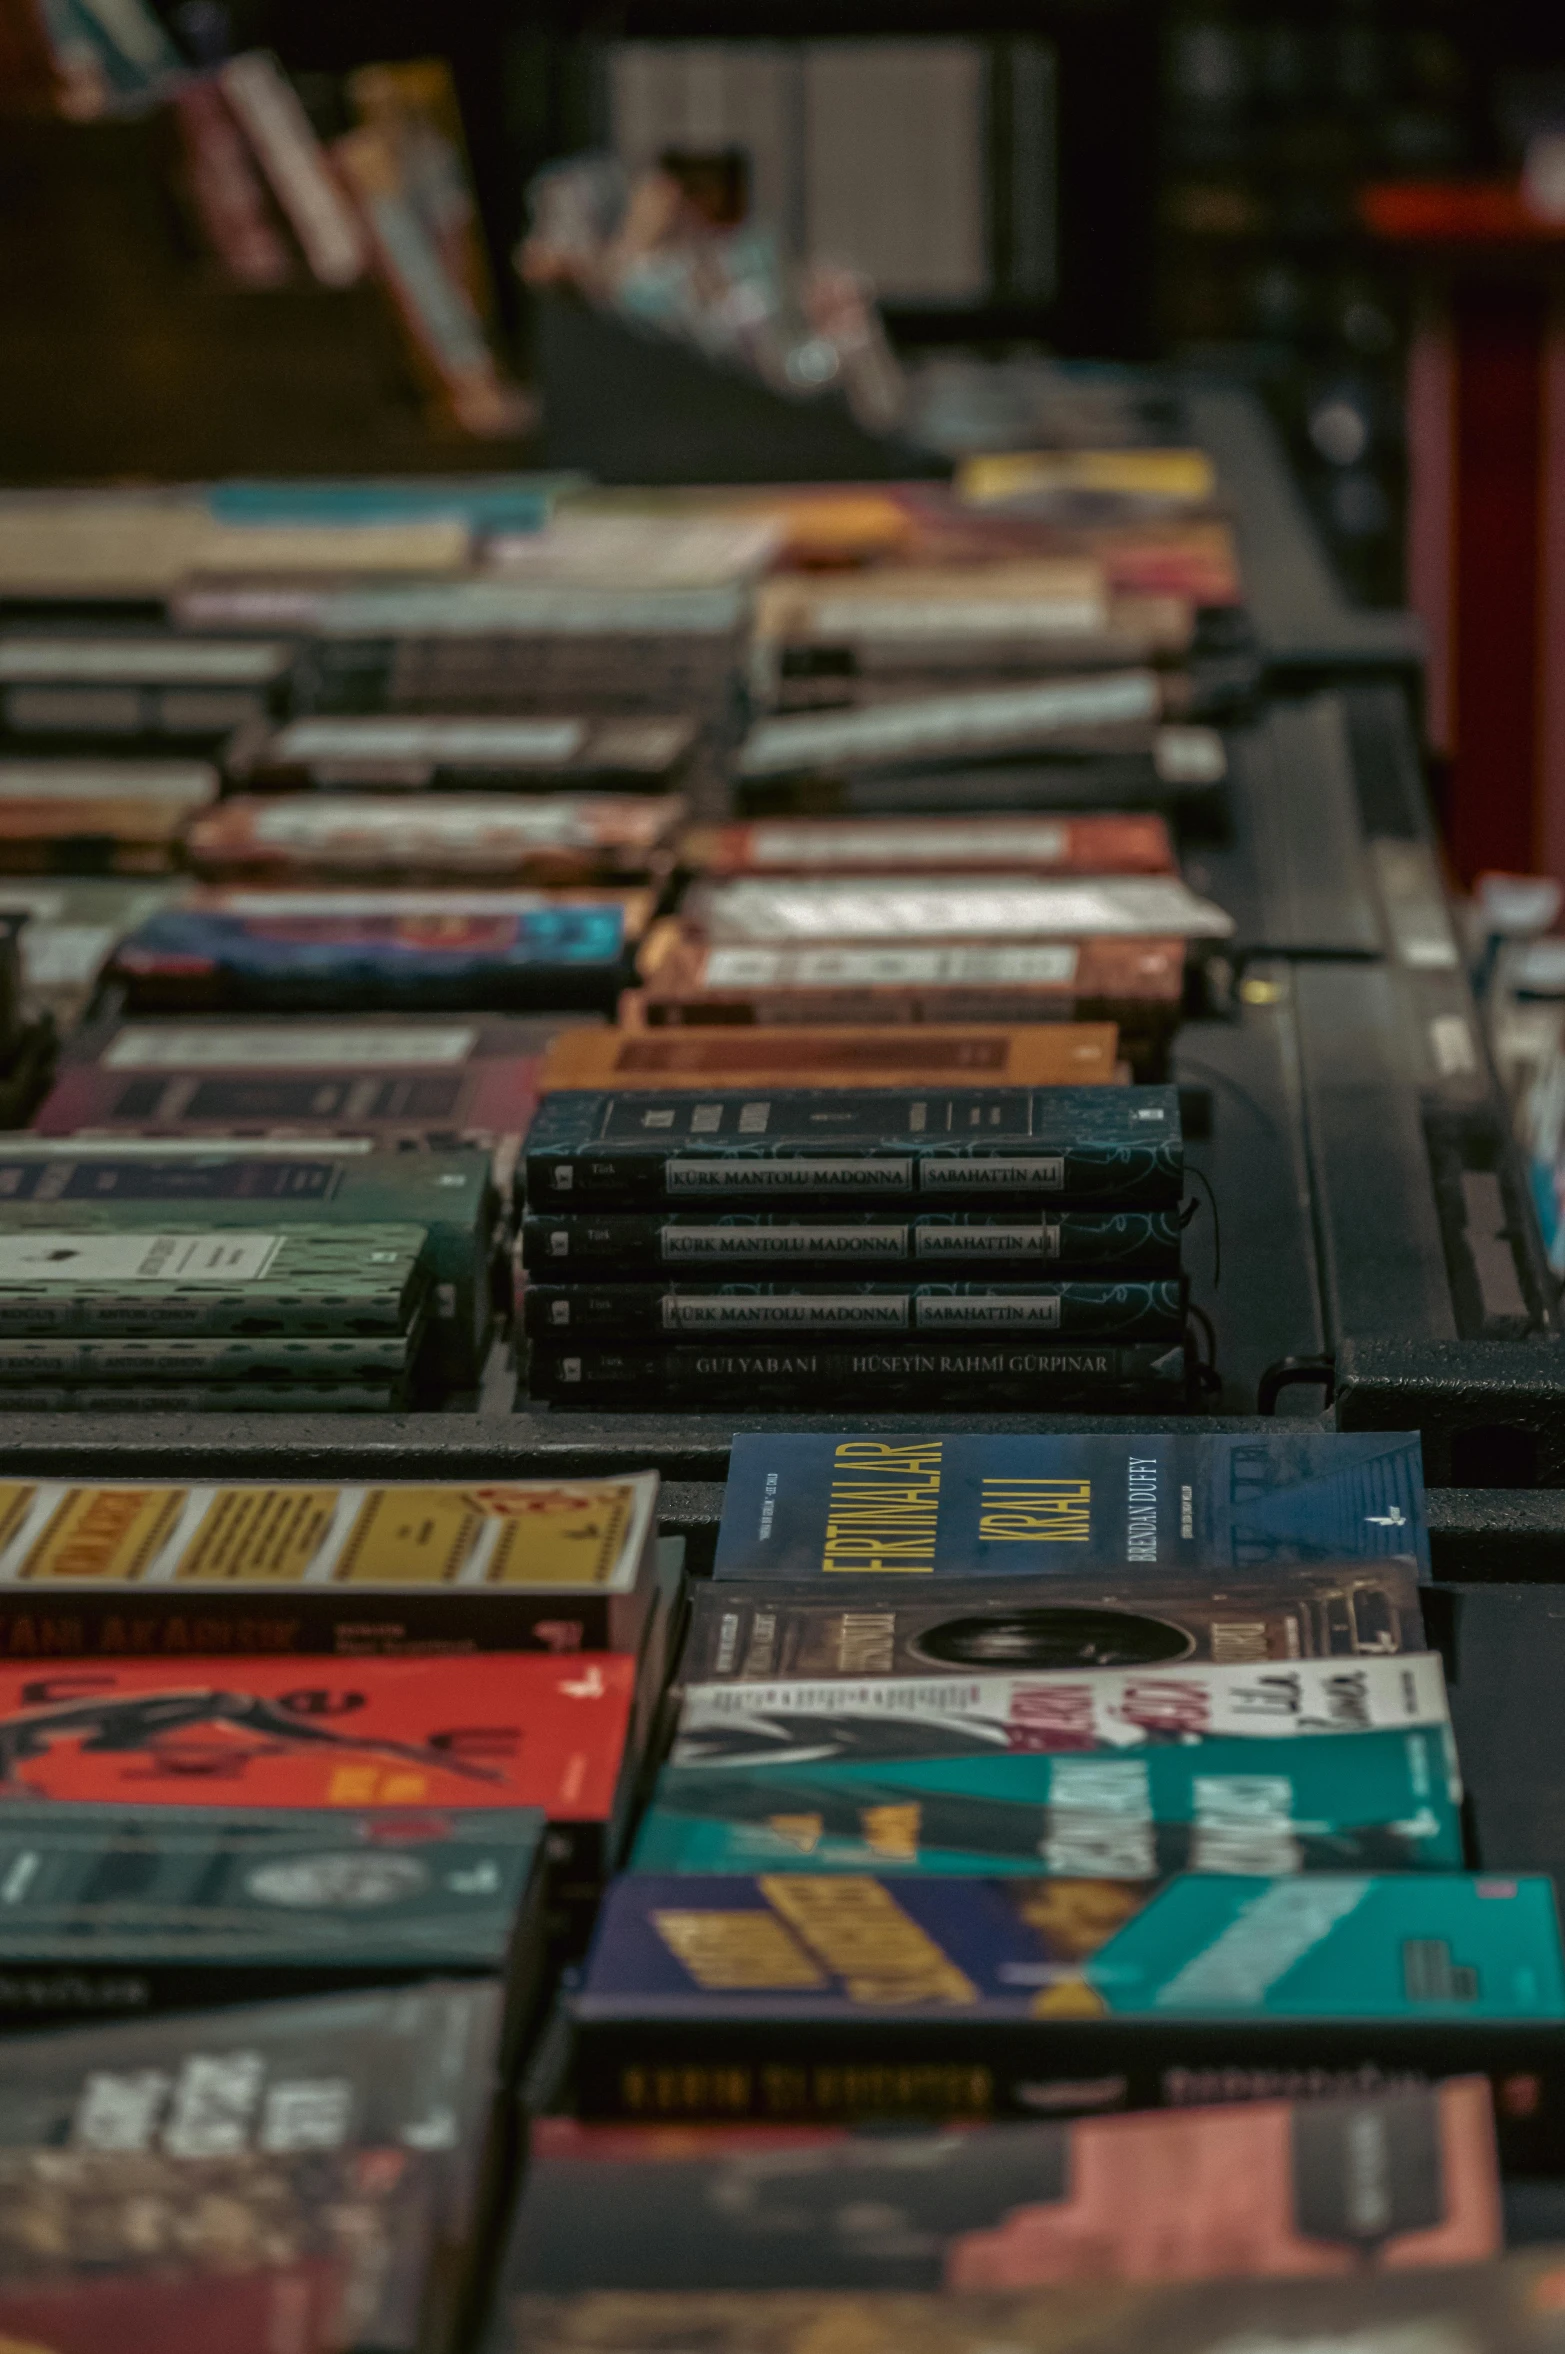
[0,1802,550,2056]
[522,1086,1182,1212]
[528,1338,1189,1408]
[522,1279,1185,1344]
[519,1206,1186,1279]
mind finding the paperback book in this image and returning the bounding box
[535,1022,1123,1094]
[572,1871,1565,2168]
[714,1432,1430,1578]
[185,792,684,885]
[681,1568,1427,1681]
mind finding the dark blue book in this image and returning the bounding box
[571,1871,1565,2169]
[522,1086,1181,1212]
[517,1207,1187,1280]
[714,1431,1429,1579]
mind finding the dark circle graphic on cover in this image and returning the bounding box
[244,1852,431,1908]
[910,1606,1195,1671]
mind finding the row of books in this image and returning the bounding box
[0,1433,1553,2352]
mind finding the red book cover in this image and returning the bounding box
[0,1653,636,1877]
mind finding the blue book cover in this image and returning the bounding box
[579,1871,1565,2024]
[630,1725,1463,1876]
[207,478,563,532]
[714,1431,1429,1579]
[112,901,631,1013]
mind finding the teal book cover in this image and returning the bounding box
[630,1725,1462,1877]
[714,1431,1428,1578]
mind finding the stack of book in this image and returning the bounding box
[0,1218,432,1413]
[565,1430,1565,2187]
[633,807,1230,1078]
[0,1463,685,2351]
[519,1082,1189,1410]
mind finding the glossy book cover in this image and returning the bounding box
[499,2080,1501,2290]
[680,1569,1427,1680]
[631,1724,1463,1876]
[714,1432,1429,1579]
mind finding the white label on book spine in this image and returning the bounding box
[0,1231,284,1284]
[745,820,1069,868]
[914,1223,1056,1258]
[273,717,587,764]
[216,892,551,918]
[105,1025,477,1070]
[697,876,1233,942]
[918,1157,1066,1194]
[914,1293,1062,1327]
[701,944,1081,989]
[662,1225,909,1261]
[666,1158,913,1194]
[665,1295,909,1331]
[245,799,594,848]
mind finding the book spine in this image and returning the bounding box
[518,1210,1185,1278]
[570,2016,1565,2171]
[0,1585,631,1657]
[10,1383,407,1411]
[0,1333,413,1379]
[172,79,294,288]
[522,1281,1185,1343]
[522,1140,1183,1213]
[529,1339,1188,1405]
[220,51,369,287]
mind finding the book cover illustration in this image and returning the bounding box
[0,1978,502,2354]
[110,893,644,1014]
[681,1569,1427,1681]
[714,1433,1429,1579]
[578,1871,1565,2024]
[500,2077,1500,2290]
[0,1653,637,1828]
[492,2253,1565,2354]
[631,1723,1463,1875]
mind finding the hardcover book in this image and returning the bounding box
[522,1086,1182,1213]
[572,1872,1565,2166]
[0,1799,550,2034]
[0,1652,641,1884]
[631,1721,1463,1875]
[681,1569,1428,1682]
[0,1979,503,2354]
[536,1023,1123,1094]
[185,793,684,886]
[496,2079,1502,2291]
[0,1469,662,1657]
[678,876,1233,947]
[519,1209,1183,1282]
[491,2254,1565,2354]
[714,1432,1430,1579]
[680,813,1176,878]
[0,1221,428,1336]
[33,1013,594,1156]
[529,1338,1190,1410]
[523,1280,1186,1344]
[0,1138,497,1384]
[232,714,696,794]
[109,892,647,1015]
[632,922,1184,1068]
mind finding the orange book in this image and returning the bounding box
[538,1020,1120,1093]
